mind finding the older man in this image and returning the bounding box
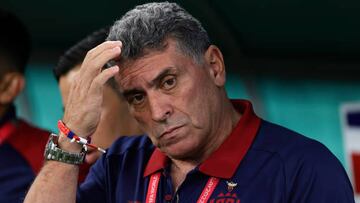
[25,2,354,202]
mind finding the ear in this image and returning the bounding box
[0,72,25,104]
[204,45,226,87]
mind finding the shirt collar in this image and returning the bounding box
[143,99,261,179]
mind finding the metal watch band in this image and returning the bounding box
[44,133,86,165]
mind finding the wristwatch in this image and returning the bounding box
[44,133,86,165]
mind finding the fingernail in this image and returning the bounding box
[113,46,121,52]
[114,41,122,47]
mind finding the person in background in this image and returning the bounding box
[25,2,354,202]
[53,27,142,165]
[0,8,49,202]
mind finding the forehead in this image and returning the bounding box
[115,40,195,91]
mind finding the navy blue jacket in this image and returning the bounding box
[78,100,354,202]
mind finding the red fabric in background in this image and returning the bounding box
[351,153,360,194]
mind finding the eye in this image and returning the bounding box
[128,93,145,105]
[161,75,176,90]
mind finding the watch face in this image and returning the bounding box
[44,133,86,165]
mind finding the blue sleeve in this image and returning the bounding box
[286,142,355,202]
[0,144,35,203]
[77,154,108,203]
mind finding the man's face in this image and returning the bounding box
[116,39,225,160]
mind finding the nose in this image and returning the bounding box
[148,92,172,122]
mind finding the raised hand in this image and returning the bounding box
[62,41,122,140]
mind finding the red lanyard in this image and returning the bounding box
[146,172,161,203]
[145,172,220,203]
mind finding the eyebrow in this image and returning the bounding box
[121,67,176,98]
[122,88,145,98]
[148,67,176,87]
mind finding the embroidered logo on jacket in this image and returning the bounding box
[209,192,240,203]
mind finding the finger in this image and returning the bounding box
[89,65,120,95]
[78,44,122,90]
[91,46,121,74]
[85,41,122,62]
[78,41,122,77]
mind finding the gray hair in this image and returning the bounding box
[107,2,211,64]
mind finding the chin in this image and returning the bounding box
[162,143,198,160]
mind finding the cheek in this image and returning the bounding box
[131,110,153,132]
[133,114,159,145]
[132,112,145,127]
[176,78,212,126]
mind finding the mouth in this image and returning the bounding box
[159,125,185,139]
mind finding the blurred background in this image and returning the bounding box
[1,0,360,200]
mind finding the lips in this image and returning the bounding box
[159,125,184,139]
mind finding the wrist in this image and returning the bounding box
[57,120,106,154]
[62,116,92,138]
[44,133,86,165]
[57,132,83,153]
